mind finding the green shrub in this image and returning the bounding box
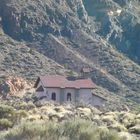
[18,102,28,110]
[0,119,135,140]
[0,119,13,130]
[0,105,15,119]
[79,128,98,140]
[108,123,127,132]
[2,120,57,140]
[107,132,123,140]
[15,110,28,120]
[27,102,36,110]
[118,132,135,140]
[129,125,140,134]
[17,102,35,110]
[62,119,123,140]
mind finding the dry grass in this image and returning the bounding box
[0,119,133,140]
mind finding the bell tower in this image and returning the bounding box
[80,67,92,78]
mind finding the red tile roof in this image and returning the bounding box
[36,75,95,89]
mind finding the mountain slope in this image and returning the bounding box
[0,27,69,81]
[0,0,140,105]
[83,0,140,64]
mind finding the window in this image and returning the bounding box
[67,93,72,101]
[51,92,56,101]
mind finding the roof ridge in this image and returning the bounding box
[37,75,95,89]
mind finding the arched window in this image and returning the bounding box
[51,92,56,101]
[67,93,72,101]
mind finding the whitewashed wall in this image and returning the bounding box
[92,95,106,107]
[35,81,60,102]
[35,83,105,107]
[78,89,93,105]
[45,88,60,102]
[63,88,76,103]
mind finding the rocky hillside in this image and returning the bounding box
[0,27,70,78]
[1,0,140,64]
[83,0,140,64]
[0,0,140,105]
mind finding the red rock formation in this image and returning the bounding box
[3,76,32,95]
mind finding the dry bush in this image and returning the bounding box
[0,119,13,130]
[0,119,131,140]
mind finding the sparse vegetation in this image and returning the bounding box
[0,119,13,130]
[0,105,15,119]
[0,119,135,140]
[0,97,139,140]
[0,0,140,106]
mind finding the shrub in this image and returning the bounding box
[97,126,122,140]
[107,132,123,140]
[15,110,28,120]
[17,102,35,110]
[118,132,135,140]
[101,115,116,125]
[120,112,136,128]
[0,119,13,130]
[0,119,135,140]
[129,125,140,134]
[62,119,122,140]
[79,128,98,140]
[108,123,127,132]
[2,120,58,140]
[18,102,28,110]
[27,102,36,110]
[0,105,15,119]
